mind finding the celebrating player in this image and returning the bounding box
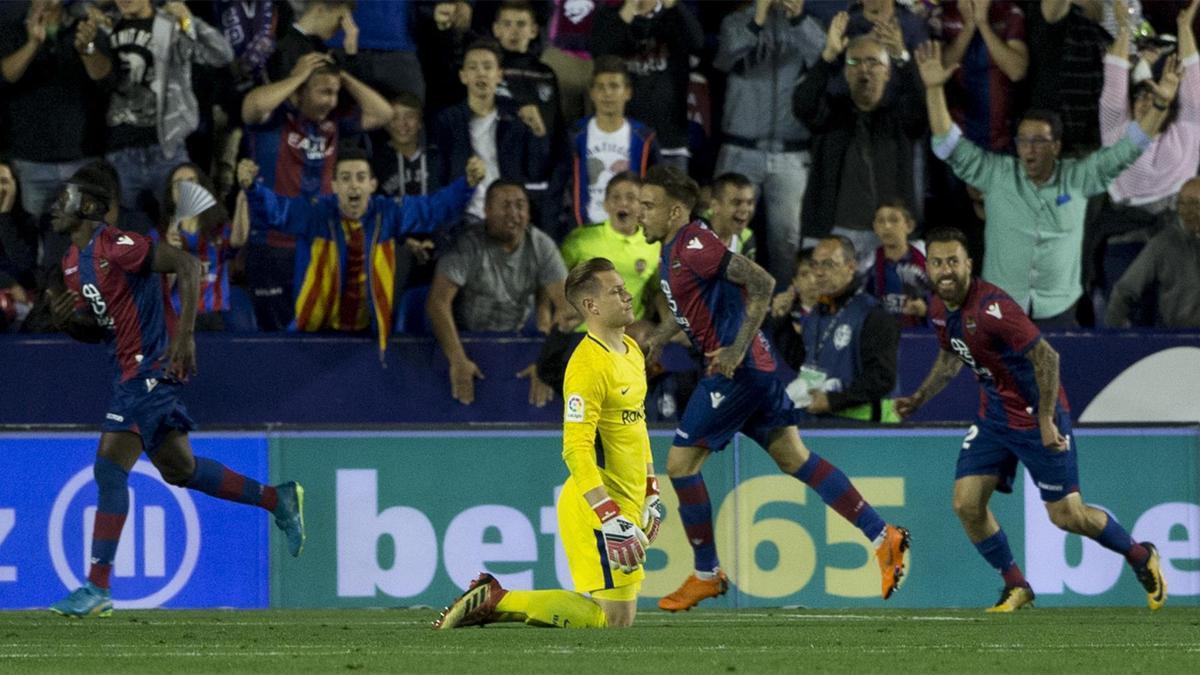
[435,258,662,629]
[895,227,1167,612]
[639,166,910,611]
[46,174,305,618]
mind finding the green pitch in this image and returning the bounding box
[2,608,1198,674]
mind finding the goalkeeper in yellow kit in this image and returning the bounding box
[435,257,664,629]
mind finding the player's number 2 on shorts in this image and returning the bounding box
[962,425,979,449]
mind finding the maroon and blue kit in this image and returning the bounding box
[659,221,788,451]
[661,222,888,574]
[62,226,195,453]
[929,279,1078,502]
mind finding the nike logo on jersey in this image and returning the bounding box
[117,235,136,246]
[686,237,704,250]
[710,391,725,408]
[620,386,630,395]
[986,302,1002,319]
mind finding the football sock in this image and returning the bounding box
[792,453,886,541]
[670,473,719,572]
[87,457,130,589]
[1093,512,1150,567]
[185,457,278,511]
[496,590,607,628]
[975,529,1029,588]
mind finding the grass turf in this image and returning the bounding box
[1,607,1198,674]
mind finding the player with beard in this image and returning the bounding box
[46,172,304,618]
[237,148,485,355]
[896,227,1167,612]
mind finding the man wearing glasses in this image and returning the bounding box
[793,11,927,269]
[916,40,1177,329]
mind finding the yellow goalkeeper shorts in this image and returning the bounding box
[558,477,645,595]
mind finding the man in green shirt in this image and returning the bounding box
[560,172,660,325]
[916,41,1177,327]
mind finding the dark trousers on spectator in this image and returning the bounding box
[105,144,189,221]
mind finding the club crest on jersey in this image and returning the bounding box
[833,324,852,350]
[565,393,585,422]
[671,258,682,269]
[635,259,647,274]
[686,237,703,250]
[98,259,109,270]
[966,317,977,334]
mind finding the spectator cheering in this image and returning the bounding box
[713,0,825,285]
[794,13,927,262]
[434,38,549,221]
[919,39,1176,327]
[239,149,485,354]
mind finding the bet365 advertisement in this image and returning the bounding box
[266,429,1200,609]
[1,429,1196,609]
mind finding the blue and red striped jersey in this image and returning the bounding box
[151,225,234,314]
[245,103,363,199]
[62,226,176,383]
[659,221,775,373]
[929,279,1069,430]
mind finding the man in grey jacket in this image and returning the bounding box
[714,0,824,286]
[84,0,232,214]
[1106,177,1200,328]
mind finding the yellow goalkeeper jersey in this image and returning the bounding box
[562,332,651,513]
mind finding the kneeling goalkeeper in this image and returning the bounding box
[435,258,663,629]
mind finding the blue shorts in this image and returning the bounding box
[673,368,794,451]
[955,411,1080,502]
[101,377,196,454]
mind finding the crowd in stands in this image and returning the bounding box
[2,0,1199,411]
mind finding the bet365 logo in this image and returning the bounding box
[49,461,201,608]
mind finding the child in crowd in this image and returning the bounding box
[864,199,930,329]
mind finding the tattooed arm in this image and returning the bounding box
[708,253,775,378]
[894,349,964,417]
[1026,338,1069,450]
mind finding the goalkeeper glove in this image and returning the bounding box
[642,476,665,544]
[594,498,648,573]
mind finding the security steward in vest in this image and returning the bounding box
[786,235,900,423]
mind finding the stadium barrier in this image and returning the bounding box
[2,427,1196,610]
[2,333,1198,426]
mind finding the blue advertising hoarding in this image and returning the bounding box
[0,434,270,609]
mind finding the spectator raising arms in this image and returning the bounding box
[794,13,927,266]
[239,150,485,355]
[919,39,1177,328]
